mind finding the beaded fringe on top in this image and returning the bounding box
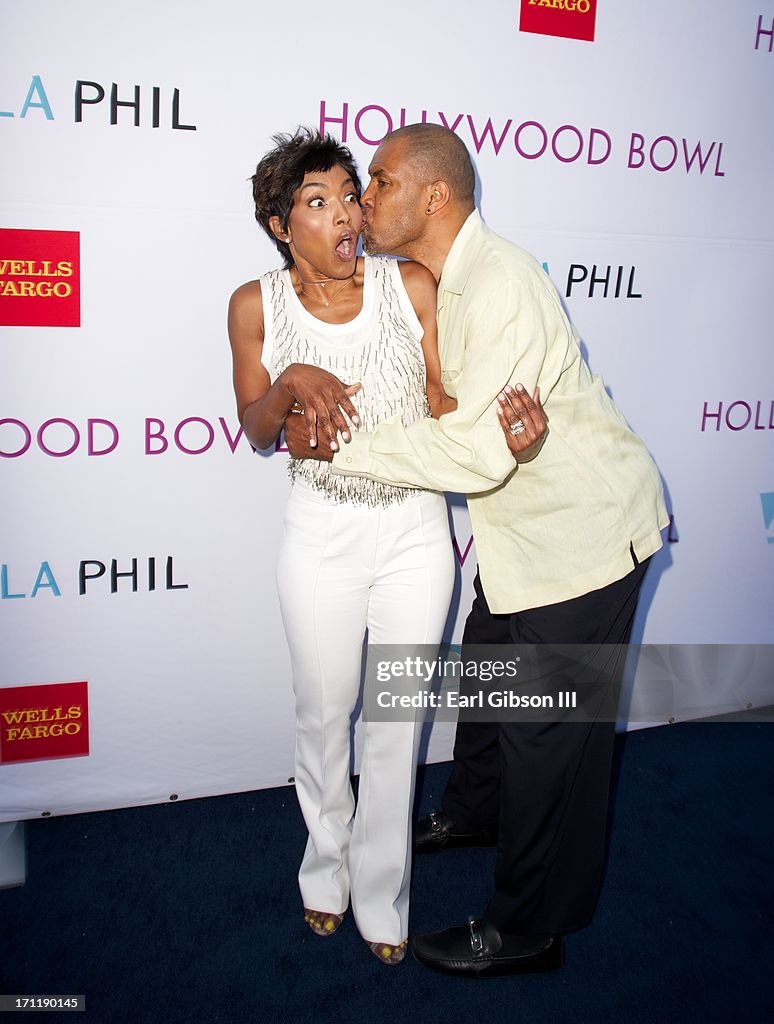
[264,257,431,508]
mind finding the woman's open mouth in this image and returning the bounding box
[335,233,355,260]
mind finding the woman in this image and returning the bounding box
[228,128,539,965]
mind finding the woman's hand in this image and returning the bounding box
[280,363,361,451]
[497,384,548,463]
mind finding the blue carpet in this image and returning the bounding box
[1,722,773,1024]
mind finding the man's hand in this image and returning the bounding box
[497,384,548,463]
[284,410,334,462]
[280,363,361,452]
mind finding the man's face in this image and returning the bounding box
[360,137,428,258]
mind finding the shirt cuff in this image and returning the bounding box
[332,430,373,477]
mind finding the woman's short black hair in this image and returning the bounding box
[251,127,361,269]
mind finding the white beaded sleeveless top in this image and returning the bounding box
[260,256,430,507]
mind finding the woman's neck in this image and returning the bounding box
[290,258,365,324]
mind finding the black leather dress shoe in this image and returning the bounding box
[414,810,498,854]
[412,918,564,978]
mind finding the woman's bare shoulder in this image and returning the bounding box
[228,279,265,349]
[229,278,264,310]
[396,259,436,292]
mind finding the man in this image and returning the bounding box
[286,123,668,978]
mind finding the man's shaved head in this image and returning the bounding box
[383,123,475,205]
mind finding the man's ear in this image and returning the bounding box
[426,180,451,214]
[269,214,290,244]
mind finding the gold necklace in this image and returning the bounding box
[297,273,353,309]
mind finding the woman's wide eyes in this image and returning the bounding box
[308,192,358,208]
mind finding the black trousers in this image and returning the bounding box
[442,554,649,936]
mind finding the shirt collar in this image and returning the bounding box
[437,209,485,311]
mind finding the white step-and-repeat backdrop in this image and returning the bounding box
[2,1,772,819]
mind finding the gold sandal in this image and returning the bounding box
[303,909,344,937]
[366,939,408,965]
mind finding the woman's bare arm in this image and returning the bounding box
[227,281,297,450]
[398,261,457,420]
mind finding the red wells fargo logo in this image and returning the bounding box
[0,681,89,764]
[519,0,597,43]
[0,228,81,327]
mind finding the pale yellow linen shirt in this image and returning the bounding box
[333,211,668,613]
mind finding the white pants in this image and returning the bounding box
[277,480,455,944]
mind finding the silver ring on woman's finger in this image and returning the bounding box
[509,419,526,436]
